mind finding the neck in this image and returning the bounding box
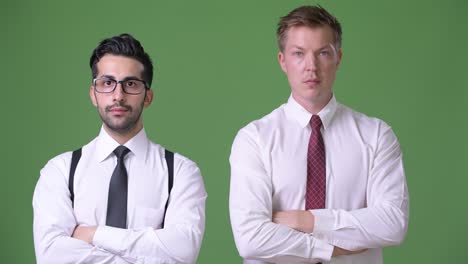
[103,124,143,145]
[292,92,333,114]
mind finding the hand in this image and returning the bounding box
[272,210,314,233]
[332,246,367,256]
[72,225,97,244]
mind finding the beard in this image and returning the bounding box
[97,101,144,135]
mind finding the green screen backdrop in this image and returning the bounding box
[1,0,467,263]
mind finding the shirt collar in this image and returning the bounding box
[95,126,149,162]
[284,94,337,130]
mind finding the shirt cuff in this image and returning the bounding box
[93,225,128,255]
[310,209,336,236]
[311,208,356,238]
[311,237,334,262]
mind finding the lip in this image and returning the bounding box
[109,107,128,114]
[304,79,321,87]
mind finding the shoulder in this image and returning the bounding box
[147,140,201,177]
[168,150,204,190]
[336,102,399,145]
[234,104,286,142]
[337,103,392,127]
[38,137,97,184]
[230,105,287,163]
[35,151,74,195]
[41,151,73,176]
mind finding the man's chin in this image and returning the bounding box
[293,90,321,101]
[302,89,332,102]
[103,121,135,135]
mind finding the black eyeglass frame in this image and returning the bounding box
[92,77,149,95]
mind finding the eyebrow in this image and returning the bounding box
[290,45,305,50]
[318,44,333,50]
[289,44,333,51]
[99,74,116,79]
[98,75,142,81]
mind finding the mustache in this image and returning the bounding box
[105,103,132,112]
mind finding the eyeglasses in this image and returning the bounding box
[93,77,148,94]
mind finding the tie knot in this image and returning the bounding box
[310,115,323,131]
[114,146,130,160]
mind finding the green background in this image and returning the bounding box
[1,0,467,263]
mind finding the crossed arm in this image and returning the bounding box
[272,125,409,252]
[33,155,206,264]
[72,226,97,244]
[272,210,365,256]
[229,125,409,263]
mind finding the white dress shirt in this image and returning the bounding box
[229,95,409,264]
[33,127,207,264]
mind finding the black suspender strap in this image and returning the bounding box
[68,147,175,227]
[162,149,174,228]
[69,148,82,207]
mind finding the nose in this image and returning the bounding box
[112,82,126,102]
[304,54,318,72]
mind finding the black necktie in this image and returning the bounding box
[106,145,130,228]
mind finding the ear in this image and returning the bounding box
[278,51,287,73]
[143,89,154,108]
[89,86,97,107]
[336,49,343,68]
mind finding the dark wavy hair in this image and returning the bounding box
[89,33,154,86]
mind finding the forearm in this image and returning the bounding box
[230,183,333,262]
[231,212,333,263]
[91,224,203,264]
[272,210,367,257]
[34,233,130,264]
[312,203,408,250]
[273,205,407,250]
[34,217,130,263]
